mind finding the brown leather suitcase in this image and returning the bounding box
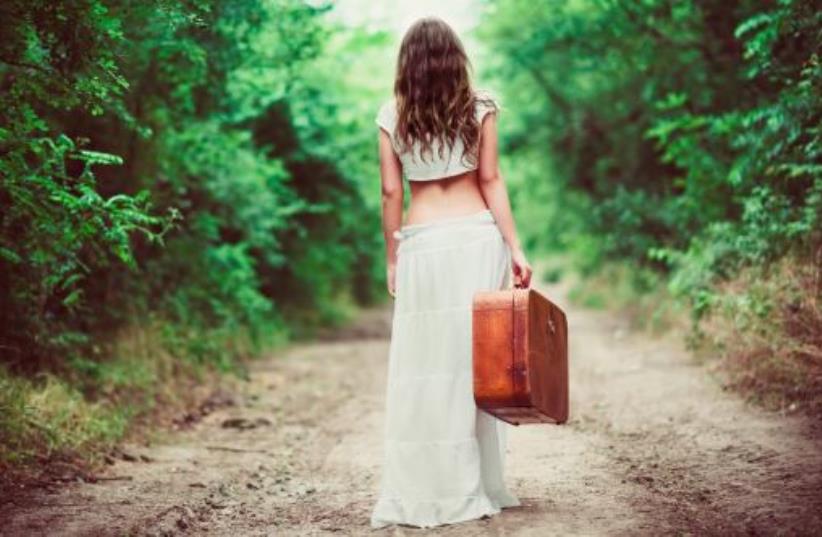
[472,287,569,426]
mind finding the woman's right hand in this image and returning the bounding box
[387,262,397,298]
[511,247,533,288]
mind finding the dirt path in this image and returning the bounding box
[3,281,822,536]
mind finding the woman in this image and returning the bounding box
[369,17,533,530]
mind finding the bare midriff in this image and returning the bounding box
[405,169,489,226]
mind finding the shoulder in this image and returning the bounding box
[375,98,397,132]
[473,88,501,121]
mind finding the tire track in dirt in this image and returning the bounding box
[2,281,821,536]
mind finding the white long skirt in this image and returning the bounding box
[369,208,521,529]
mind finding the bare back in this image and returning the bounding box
[405,169,489,225]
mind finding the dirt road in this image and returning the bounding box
[3,281,822,536]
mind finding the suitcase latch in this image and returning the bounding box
[546,319,556,334]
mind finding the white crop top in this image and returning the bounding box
[375,90,500,181]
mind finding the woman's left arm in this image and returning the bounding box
[378,129,404,296]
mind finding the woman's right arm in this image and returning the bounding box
[378,129,404,296]
[477,112,533,288]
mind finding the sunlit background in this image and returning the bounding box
[331,0,482,35]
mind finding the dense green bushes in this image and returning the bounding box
[479,0,820,410]
[0,0,390,462]
[1,0,385,372]
[480,0,820,311]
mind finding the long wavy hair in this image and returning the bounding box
[393,17,490,167]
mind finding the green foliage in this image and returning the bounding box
[0,0,175,371]
[479,0,821,318]
[1,0,386,371]
[480,0,821,414]
[0,0,390,463]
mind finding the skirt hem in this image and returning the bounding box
[369,489,521,529]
